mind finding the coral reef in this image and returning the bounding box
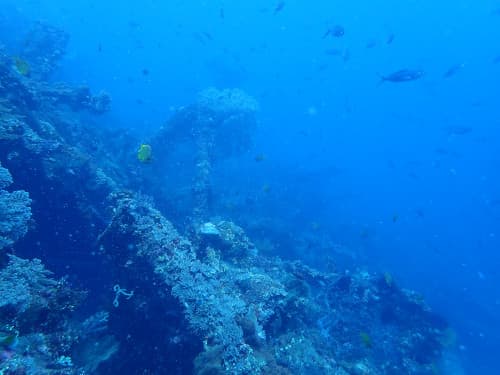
[0,36,118,374]
[0,26,459,374]
[97,192,449,374]
[0,163,31,250]
[0,162,113,374]
[0,254,116,374]
[20,22,69,80]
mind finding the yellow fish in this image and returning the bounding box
[383,272,393,287]
[137,144,152,163]
[359,332,372,348]
[13,56,30,76]
[310,222,320,230]
[254,153,266,162]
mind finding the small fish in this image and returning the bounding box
[386,33,395,44]
[360,227,372,239]
[323,25,344,38]
[434,147,460,158]
[0,333,18,349]
[220,8,225,19]
[359,332,372,348]
[274,1,285,14]
[262,184,271,193]
[415,208,425,218]
[408,171,420,180]
[443,126,472,136]
[137,144,152,163]
[298,129,309,136]
[134,39,145,50]
[443,63,465,78]
[142,68,150,76]
[128,21,141,30]
[13,56,30,76]
[193,32,213,44]
[254,153,266,162]
[434,147,449,155]
[97,43,103,53]
[392,214,399,223]
[366,39,377,49]
[325,48,342,56]
[201,31,213,41]
[379,69,424,84]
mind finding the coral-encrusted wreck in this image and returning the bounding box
[1,26,453,375]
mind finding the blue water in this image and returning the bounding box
[2,0,499,373]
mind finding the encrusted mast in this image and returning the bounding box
[150,87,259,224]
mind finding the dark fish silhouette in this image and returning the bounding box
[274,1,285,14]
[434,147,449,155]
[434,147,462,158]
[443,63,465,78]
[201,31,213,41]
[325,48,342,56]
[323,25,344,38]
[379,69,424,84]
[443,126,472,136]
[128,21,141,30]
[193,31,213,44]
[386,33,395,44]
[415,208,425,218]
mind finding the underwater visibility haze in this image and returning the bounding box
[0,0,499,374]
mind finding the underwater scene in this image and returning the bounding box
[0,0,499,374]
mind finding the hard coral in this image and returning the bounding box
[0,163,31,250]
[196,87,260,115]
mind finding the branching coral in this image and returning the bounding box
[0,163,31,250]
[0,255,58,312]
